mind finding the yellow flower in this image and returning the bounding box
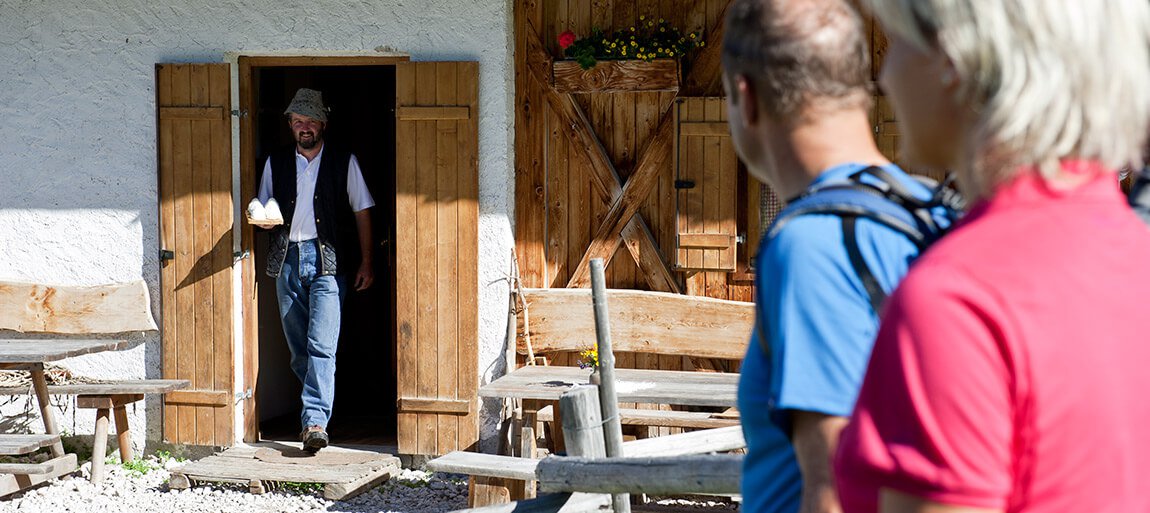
[630,26,635,31]
[610,42,616,48]
[690,33,697,39]
[659,18,665,23]
[639,15,646,20]
[631,40,637,46]
[700,41,705,47]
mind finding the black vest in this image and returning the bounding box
[264,145,359,277]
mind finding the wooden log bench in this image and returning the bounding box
[0,379,189,483]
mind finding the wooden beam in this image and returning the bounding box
[517,288,752,360]
[0,454,78,498]
[396,106,471,121]
[397,397,472,415]
[552,59,680,94]
[621,426,745,457]
[454,492,611,513]
[76,394,144,410]
[678,233,735,249]
[238,55,411,67]
[536,454,743,495]
[164,389,230,407]
[679,122,730,137]
[159,106,226,120]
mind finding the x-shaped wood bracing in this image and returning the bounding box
[522,7,728,292]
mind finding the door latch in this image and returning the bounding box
[159,249,175,262]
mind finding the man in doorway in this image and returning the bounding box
[722,0,944,511]
[253,88,375,453]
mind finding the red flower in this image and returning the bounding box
[558,30,577,50]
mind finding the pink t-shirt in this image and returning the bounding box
[834,162,1150,513]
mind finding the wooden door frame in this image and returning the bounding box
[235,54,410,443]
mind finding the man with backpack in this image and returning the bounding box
[720,1,959,512]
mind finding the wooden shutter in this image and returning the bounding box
[675,97,738,272]
[395,61,480,456]
[156,63,235,446]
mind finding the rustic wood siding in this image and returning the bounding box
[395,61,480,456]
[156,62,235,447]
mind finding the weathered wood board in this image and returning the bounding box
[0,280,157,334]
[169,444,401,501]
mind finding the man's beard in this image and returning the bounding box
[296,131,322,150]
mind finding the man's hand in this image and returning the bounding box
[792,411,850,513]
[354,260,374,291]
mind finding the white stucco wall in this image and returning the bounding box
[0,0,514,454]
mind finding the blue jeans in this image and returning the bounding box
[275,239,346,430]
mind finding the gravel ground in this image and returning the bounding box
[0,456,469,513]
[0,455,740,513]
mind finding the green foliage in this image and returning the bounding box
[561,16,704,70]
[279,481,324,494]
[121,457,160,476]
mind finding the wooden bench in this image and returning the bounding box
[0,379,189,483]
[0,279,174,486]
[515,287,752,439]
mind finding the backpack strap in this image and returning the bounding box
[842,215,888,314]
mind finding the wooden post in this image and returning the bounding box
[558,386,606,459]
[29,367,64,458]
[589,258,630,513]
[91,408,110,484]
[113,403,132,462]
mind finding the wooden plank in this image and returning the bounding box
[76,394,144,409]
[518,288,751,360]
[547,92,570,287]
[208,62,233,447]
[515,7,549,289]
[189,63,215,447]
[0,454,77,498]
[396,106,471,121]
[702,98,722,273]
[427,451,540,481]
[685,99,706,271]
[415,61,440,456]
[0,340,132,363]
[718,113,738,272]
[538,405,738,429]
[679,122,728,136]
[0,279,157,335]
[173,455,392,483]
[0,379,190,397]
[436,61,461,455]
[536,454,742,495]
[678,233,733,249]
[170,63,197,446]
[165,389,230,407]
[0,435,61,456]
[479,366,739,407]
[620,425,745,457]
[323,465,399,501]
[397,398,471,415]
[553,59,680,94]
[157,63,178,444]
[158,107,225,120]
[456,61,481,451]
[395,62,419,455]
[238,55,410,67]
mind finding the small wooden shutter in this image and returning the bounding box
[395,61,480,456]
[156,63,235,446]
[675,97,738,272]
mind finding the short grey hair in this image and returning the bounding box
[722,0,872,120]
[868,0,1150,196]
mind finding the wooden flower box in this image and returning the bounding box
[552,59,681,94]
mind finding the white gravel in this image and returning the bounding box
[0,456,469,513]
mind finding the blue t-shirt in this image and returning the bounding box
[738,163,932,513]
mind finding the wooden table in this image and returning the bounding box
[479,365,739,408]
[0,339,131,493]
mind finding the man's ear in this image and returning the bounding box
[735,75,759,128]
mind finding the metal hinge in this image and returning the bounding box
[231,109,248,118]
[233,249,250,263]
[674,179,696,189]
[159,249,174,262]
[235,388,253,402]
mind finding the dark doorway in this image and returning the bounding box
[251,65,398,447]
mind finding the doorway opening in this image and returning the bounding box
[246,62,398,447]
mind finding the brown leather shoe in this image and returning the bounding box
[301,426,328,454]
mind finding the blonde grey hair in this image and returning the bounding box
[867,0,1150,198]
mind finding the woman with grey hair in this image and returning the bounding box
[833,1,1150,512]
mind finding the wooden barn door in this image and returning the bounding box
[156,63,235,446]
[394,61,480,456]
